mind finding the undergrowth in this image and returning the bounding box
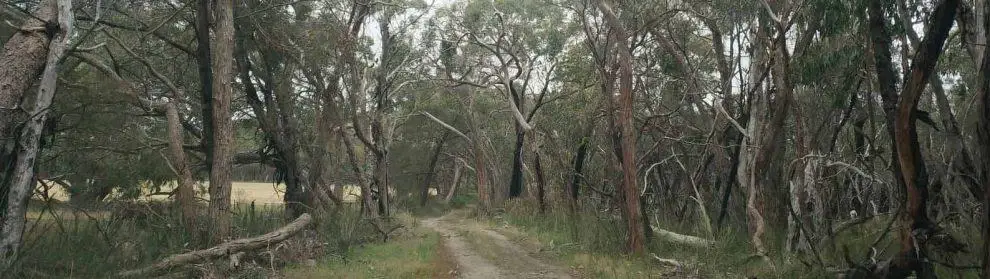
[491,199,982,278]
[8,199,373,278]
[282,215,450,279]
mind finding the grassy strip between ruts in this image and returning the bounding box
[282,220,454,279]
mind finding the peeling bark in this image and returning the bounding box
[595,0,645,254]
[0,1,56,179]
[0,0,71,263]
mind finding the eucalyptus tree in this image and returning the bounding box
[346,0,432,217]
[233,0,332,218]
[432,0,569,204]
[0,0,73,263]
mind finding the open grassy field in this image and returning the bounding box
[35,181,288,204]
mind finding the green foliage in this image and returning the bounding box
[448,192,475,209]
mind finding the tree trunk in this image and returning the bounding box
[595,0,645,254]
[737,20,771,256]
[568,135,589,212]
[899,0,982,201]
[472,135,492,211]
[892,0,955,275]
[508,131,525,199]
[453,87,491,211]
[977,5,990,274]
[166,102,199,240]
[978,11,990,275]
[275,62,309,218]
[233,33,321,217]
[372,152,390,217]
[958,0,987,66]
[760,9,797,255]
[0,1,56,188]
[534,150,547,214]
[208,0,235,243]
[445,161,463,203]
[341,132,376,217]
[0,0,71,263]
[420,135,447,206]
[868,0,908,219]
[195,0,214,170]
[871,0,958,276]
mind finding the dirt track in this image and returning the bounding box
[421,212,574,279]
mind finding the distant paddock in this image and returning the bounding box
[30,181,414,205]
[34,181,287,204]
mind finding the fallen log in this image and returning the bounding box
[650,225,715,247]
[118,213,313,278]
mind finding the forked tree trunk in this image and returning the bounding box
[737,21,770,255]
[870,0,958,276]
[899,0,982,201]
[892,1,955,276]
[233,34,323,216]
[0,0,71,263]
[455,89,491,211]
[208,0,236,243]
[341,132,377,217]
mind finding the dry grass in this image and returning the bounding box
[35,181,288,204]
[228,182,285,204]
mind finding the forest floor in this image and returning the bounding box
[421,209,577,279]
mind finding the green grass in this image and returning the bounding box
[282,221,448,279]
[489,200,818,278]
[489,200,679,278]
[490,199,984,278]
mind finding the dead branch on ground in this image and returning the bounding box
[118,213,312,278]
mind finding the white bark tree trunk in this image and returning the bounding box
[0,0,72,263]
[445,161,463,203]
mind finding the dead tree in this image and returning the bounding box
[118,213,312,278]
